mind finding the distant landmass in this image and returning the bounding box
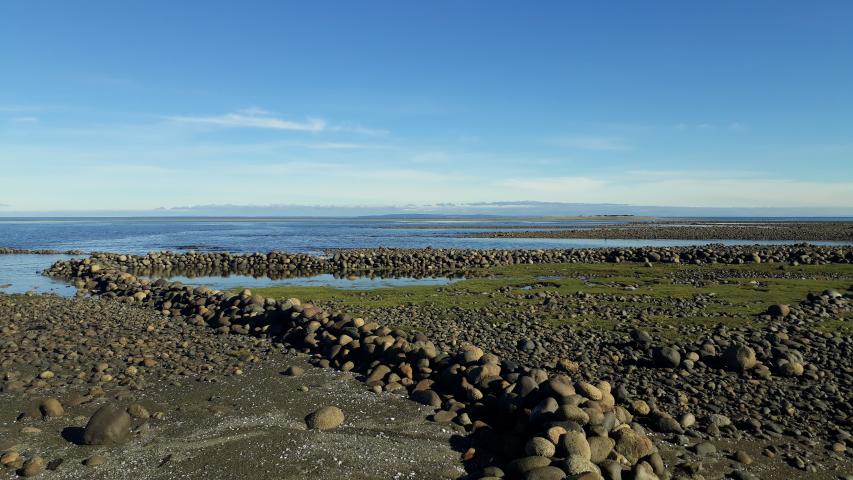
[1,201,851,218]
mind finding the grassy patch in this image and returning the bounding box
[814,314,853,335]
[246,262,853,335]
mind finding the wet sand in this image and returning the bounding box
[1,345,465,480]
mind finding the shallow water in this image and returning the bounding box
[0,254,461,298]
[0,254,80,297]
[140,272,462,291]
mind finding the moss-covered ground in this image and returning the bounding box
[247,262,853,336]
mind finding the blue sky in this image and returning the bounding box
[1,1,852,214]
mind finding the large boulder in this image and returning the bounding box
[560,454,596,475]
[559,431,591,460]
[82,405,132,445]
[305,406,345,430]
[507,456,552,476]
[525,437,556,457]
[410,389,442,408]
[630,329,652,348]
[777,358,804,377]
[524,466,567,480]
[653,347,681,368]
[613,427,655,464]
[723,344,757,371]
[588,435,615,463]
[652,411,684,434]
[633,461,660,480]
[21,456,46,477]
[39,398,64,418]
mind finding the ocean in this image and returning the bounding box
[0,217,849,297]
[2,216,848,254]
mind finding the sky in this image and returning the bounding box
[1,1,852,215]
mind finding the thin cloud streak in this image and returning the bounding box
[168,111,326,132]
[10,116,38,123]
[164,109,389,136]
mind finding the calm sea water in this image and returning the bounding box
[0,217,849,297]
[2,217,848,254]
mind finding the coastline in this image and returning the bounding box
[1,245,851,478]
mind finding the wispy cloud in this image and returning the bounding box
[168,110,326,132]
[10,116,38,124]
[236,107,270,115]
[551,135,631,151]
[164,109,388,135]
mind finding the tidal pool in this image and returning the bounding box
[141,273,462,291]
[0,254,462,297]
[0,254,80,297]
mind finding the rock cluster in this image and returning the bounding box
[0,295,272,395]
[43,245,853,285]
[282,311,672,478]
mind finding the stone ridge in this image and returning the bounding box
[44,244,853,283]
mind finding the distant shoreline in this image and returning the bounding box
[2,214,853,222]
[459,220,853,242]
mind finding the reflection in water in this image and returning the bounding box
[0,254,462,298]
[139,272,462,291]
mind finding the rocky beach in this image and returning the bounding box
[6,1,853,477]
[458,221,853,243]
[0,294,464,479]
[0,244,850,479]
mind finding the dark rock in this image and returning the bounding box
[82,405,132,446]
